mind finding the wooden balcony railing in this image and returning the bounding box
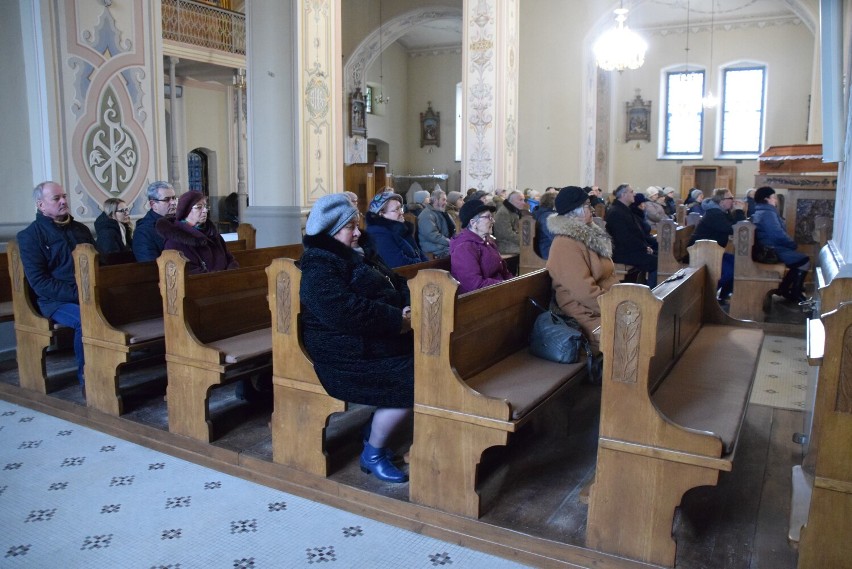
[162,0,245,55]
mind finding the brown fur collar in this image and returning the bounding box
[546,215,613,258]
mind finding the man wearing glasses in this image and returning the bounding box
[133,181,177,261]
[688,188,746,301]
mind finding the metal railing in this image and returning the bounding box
[161,0,245,55]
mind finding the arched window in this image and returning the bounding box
[187,150,208,195]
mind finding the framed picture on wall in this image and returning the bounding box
[625,92,651,142]
[350,87,367,137]
[420,102,440,147]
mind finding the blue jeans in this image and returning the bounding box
[719,252,735,298]
[50,303,84,385]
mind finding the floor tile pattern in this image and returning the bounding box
[0,400,529,568]
[749,335,809,411]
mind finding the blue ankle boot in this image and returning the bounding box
[361,422,403,464]
[360,443,408,483]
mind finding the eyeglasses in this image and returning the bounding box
[116,208,130,214]
[474,214,494,222]
[191,204,209,211]
[722,197,734,201]
[153,196,177,203]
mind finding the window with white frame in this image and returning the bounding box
[719,66,765,156]
[663,70,705,157]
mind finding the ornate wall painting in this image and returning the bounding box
[420,102,440,147]
[625,92,651,143]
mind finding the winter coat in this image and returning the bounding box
[449,228,513,294]
[364,211,426,268]
[533,206,556,259]
[17,212,95,318]
[132,209,166,262]
[605,200,658,267]
[155,217,238,274]
[643,199,668,229]
[493,200,522,255]
[417,205,452,257]
[751,203,808,267]
[94,212,133,258]
[446,204,461,236]
[404,203,425,217]
[688,200,745,248]
[546,215,618,353]
[299,232,413,408]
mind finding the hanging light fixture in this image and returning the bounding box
[702,0,719,108]
[594,2,648,72]
[376,0,389,105]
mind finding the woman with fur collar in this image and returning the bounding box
[546,186,619,354]
[300,194,413,484]
[364,191,426,268]
[156,191,237,274]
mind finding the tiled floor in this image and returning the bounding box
[749,335,809,411]
[0,400,530,568]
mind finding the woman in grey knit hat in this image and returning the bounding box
[299,193,413,483]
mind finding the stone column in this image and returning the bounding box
[168,56,181,192]
[462,0,519,194]
[234,68,247,220]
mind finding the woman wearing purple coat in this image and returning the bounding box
[449,200,513,293]
[156,191,238,274]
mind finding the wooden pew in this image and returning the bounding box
[73,245,164,415]
[407,269,587,518]
[657,219,694,279]
[6,239,73,393]
[0,250,12,323]
[156,244,301,442]
[519,215,545,275]
[223,223,258,253]
[266,256,450,477]
[729,220,785,322]
[587,240,764,567]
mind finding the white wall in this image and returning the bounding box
[182,80,233,201]
[364,42,408,170]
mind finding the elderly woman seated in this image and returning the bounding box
[300,194,413,483]
[449,200,513,294]
[365,191,426,268]
[546,186,619,354]
[156,191,238,274]
[95,197,133,259]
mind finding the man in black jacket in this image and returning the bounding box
[605,184,658,287]
[688,188,746,300]
[17,181,95,387]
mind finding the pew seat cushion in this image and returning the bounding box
[0,301,12,319]
[466,349,585,420]
[122,318,164,345]
[209,328,272,363]
[653,324,763,454]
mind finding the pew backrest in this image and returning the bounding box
[657,219,694,278]
[0,250,12,322]
[732,220,785,279]
[519,216,546,275]
[6,240,49,332]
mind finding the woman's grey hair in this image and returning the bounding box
[103,197,125,218]
[565,205,586,219]
[146,181,174,201]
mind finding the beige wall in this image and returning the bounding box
[364,42,408,170]
[182,80,233,201]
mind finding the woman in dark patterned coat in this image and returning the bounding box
[300,193,412,483]
[156,191,238,274]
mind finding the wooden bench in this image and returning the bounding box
[657,219,694,279]
[407,268,588,518]
[518,215,545,275]
[586,240,765,567]
[73,244,165,415]
[0,250,12,323]
[266,256,450,477]
[157,244,302,442]
[729,220,785,322]
[223,223,257,253]
[7,239,74,393]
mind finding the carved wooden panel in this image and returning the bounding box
[521,218,532,246]
[735,225,750,257]
[79,254,91,303]
[836,325,852,414]
[276,271,291,335]
[420,283,442,356]
[165,261,178,315]
[659,222,674,252]
[612,301,641,384]
[10,250,22,293]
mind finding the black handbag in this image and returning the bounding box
[752,243,780,264]
[528,298,602,384]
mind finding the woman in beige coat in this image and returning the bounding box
[546,186,619,354]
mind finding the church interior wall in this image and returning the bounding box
[182,79,233,202]
[363,41,408,172]
[610,21,815,196]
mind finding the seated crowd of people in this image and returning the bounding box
[16,177,810,486]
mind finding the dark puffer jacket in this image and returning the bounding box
[155,217,237,274]
[17,212,95,317]
[94,212,133,257]
[299,232,413,408]
[132,209,166,262]
[364,211,426,268]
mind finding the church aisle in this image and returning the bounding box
[0,400,529,568]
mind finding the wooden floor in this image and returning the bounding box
[0,341,803,569]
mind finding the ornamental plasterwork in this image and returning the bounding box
[466,0,496,193]
[85,86,139,195]
[301,0,334,203]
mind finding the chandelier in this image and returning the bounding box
[594,5,647,72]
[702,0,719,108]
[376,0,389,105]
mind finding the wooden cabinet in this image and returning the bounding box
[344,162,390,213]
[680,165,736,199]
